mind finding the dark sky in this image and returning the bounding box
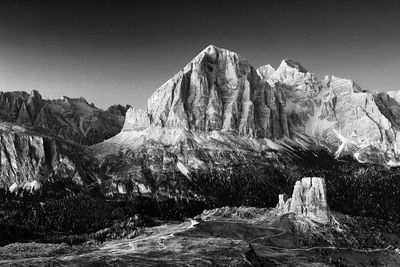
[1,0,400,109]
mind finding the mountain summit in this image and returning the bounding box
[122,45,288,139]
[99,45,400,167]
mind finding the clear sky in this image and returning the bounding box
[1,0,400,109]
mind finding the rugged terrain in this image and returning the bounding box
[2,45,400,266]
[98,45,400,168]
[2,45,400,221]
[90,45,400,203]
[0,90,128,145]
[0,91,129,190]
[1,207,399,266]
[3,45,400,195]
[0,122,104,192]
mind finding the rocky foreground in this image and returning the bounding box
[0,207,399,266]
[1,178,400,266]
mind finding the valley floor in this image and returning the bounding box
[1,207,400,266]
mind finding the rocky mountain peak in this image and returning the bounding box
[270,59,314,86]
[256,64,275,81]
[281,59,308,73]
[122,45,289,138]
[29,90,42,99]
[104,46,400,166]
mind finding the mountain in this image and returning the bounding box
[0,91,127,191]
[90,45,400,200]
[2,46,400,267]
[0,90,126,145]
[96,46,400,158]
[2,45,400,241]
[107,44,400,165]
[92,45,293,197]
[120,45,288,138]
[3,45,400,199]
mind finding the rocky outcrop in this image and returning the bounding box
[387,90,400,104]
[256,64,275,84]
[276,177,330,224]
[122,108,150,130]
[276,194,291,214]
[0,122,101,191]
[0,91,125,145]
[107,104,131,117]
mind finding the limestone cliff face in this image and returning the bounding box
[0,91,125,145]
[0,123,100,191]
[122,108,150,130]
[108,45,400,168]
[90,45,400,199]
[125,45,288,139]
[387,91,400,104]
[257,60,400,165]
[258,59,322,135]
[275,177,330,224]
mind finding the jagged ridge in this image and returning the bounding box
[114,44,400,166]
[0,91,128,145]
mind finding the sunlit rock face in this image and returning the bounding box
[258,59,322,135]
[122,108,150,130]
[275,177,330,224]
[124,45,288,139]
[276,194,291,214]
[92,44,400,199]
[257,60,400,165]
[0,91,125,145]
[290,177,330,224]
[0,123,100,191]
[317,77,400,164]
